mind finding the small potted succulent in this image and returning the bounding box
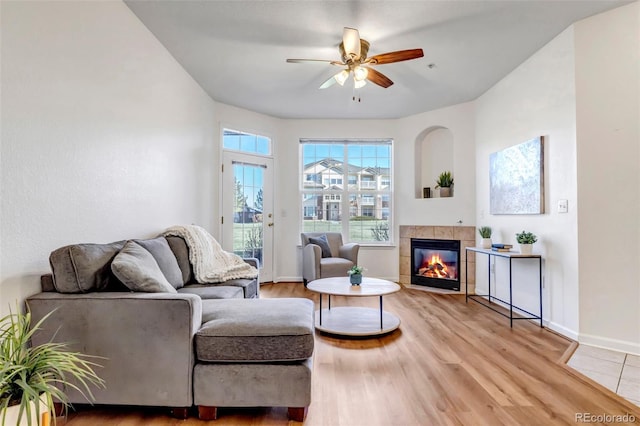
[347,265,364,286]
[435,171,454,198]
[478,226,492,249]
[515,230,537,255]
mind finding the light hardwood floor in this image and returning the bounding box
[60,283,639,425]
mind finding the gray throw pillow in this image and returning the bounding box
[135,237,184,289]
[50,241,126,293]
[111,241,177,293]
[309,235,332,258]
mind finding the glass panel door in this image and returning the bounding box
[222,152,273,282]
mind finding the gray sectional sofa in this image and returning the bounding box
[26,234,314,421]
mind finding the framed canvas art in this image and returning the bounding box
[490,136,544,215]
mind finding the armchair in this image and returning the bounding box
[301,232,359,285]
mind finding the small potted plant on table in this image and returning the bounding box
[515,230,537,255]
[1,306,104,426]
[347,265,364,285]
[478,226,492,249]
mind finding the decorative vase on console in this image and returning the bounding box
[347,265,364,286]
[478,226,492,249]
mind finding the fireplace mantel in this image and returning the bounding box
[399,225,476,294]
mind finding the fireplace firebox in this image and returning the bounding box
[411,238,461,290]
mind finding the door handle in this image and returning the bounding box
[267,223,274,227]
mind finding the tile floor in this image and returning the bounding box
[568,344,640,407]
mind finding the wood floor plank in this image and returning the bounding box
[61,283,639,425]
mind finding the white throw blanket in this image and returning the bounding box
[162,225,258,283]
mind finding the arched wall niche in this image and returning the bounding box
[414,126,454,198]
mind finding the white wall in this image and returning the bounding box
[273,102,476,282]
[0,1,217,314]
[419,128,454,199]
[474,27,580,337]
[574,2,640,354]
[399,102,477,228]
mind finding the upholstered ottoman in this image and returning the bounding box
[194,298,314,421]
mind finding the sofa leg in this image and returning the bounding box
[198,405,218,420]
[170,407,189,419]
[288,406,308,422]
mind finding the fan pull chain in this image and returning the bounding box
[352,86,362,103]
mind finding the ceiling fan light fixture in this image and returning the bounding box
[286,27,421,92]
[335,69,350,86]
[354,79,367,89]
[353,66,368,81]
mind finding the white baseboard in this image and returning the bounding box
[546,321,578,341]
[578,333,640,356]
[274,276,303,283]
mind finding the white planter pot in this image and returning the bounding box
[519,243,533,255]
[481,238,492,249]
[2,397,50,426]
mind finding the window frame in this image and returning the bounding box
[222,128,272,156]
[300,139,394,246]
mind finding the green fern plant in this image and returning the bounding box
[0,306,104,425]
[435,171,453,188]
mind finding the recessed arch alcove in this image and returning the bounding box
[414,126,454,199]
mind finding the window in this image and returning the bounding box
[223,129,271,155]
[301,140,392,244]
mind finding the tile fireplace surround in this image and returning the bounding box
[399,225,476,294]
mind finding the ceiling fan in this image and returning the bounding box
[286,27,424,90]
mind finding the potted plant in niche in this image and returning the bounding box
[478,226,492,249]
[515,230,537,255]
[1,306,104,426]
[347,265,364,286]
[435,171,454,197]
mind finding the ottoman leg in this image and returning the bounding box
[288,406,308,422]
[198,405,218,420]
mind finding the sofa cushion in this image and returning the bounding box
[135,237,184,289]
[217,278,258,299]
[50,241,126,293]
[309,235,332,258]
[196,298,314,362]
[111,241,177,293]
[179,285,243,299]
[320,257,354,277]
[165,236,193,285]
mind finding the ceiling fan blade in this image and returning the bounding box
[319,75,337,89]
[286,59,344,65]
[367,49,424,65]
[365,67,394,88]
[342,27,361,60]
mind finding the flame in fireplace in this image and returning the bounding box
[419,253,450,279]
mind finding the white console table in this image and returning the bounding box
[465,247,543,328]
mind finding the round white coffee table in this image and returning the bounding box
[307,277,401,337]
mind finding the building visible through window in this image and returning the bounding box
[300,140,393,244]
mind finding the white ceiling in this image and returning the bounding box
[124,0,629,120]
